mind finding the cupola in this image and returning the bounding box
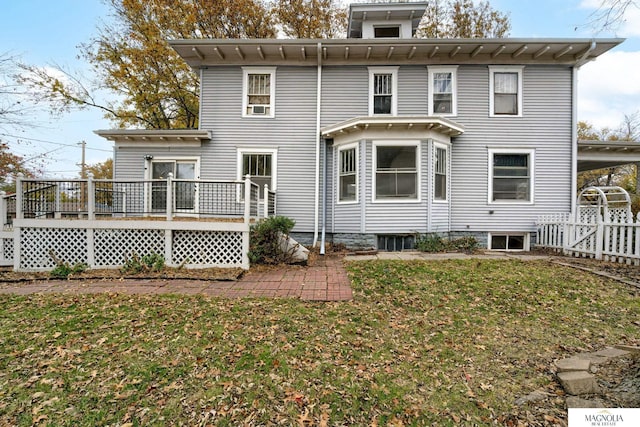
[347,1,428,39]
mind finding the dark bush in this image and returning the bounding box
[248,216,296,264]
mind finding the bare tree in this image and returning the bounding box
[585,0,639,32]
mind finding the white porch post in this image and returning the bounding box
[166,173,174,221]
[244,174,251,224]
[263,184,269,218]
[0,191,6,229]
[87,173,95,221]
[15,173,23,221]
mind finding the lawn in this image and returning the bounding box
[0,259,638,426]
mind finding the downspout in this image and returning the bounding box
[571,41,597,216]
[320,140,328,255]
[313,42,323,247]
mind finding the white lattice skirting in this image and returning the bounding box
[12,219,250,271]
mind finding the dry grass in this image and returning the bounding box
[0,259,638,426]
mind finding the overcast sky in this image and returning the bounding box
[0,0,638,177]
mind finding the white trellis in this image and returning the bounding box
[537,186,640,264]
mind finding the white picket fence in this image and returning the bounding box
[537,213,640,265]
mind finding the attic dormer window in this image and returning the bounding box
[374,26,400,38]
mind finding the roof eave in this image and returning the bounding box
[169,38,624,69]
[321,115,465,138]
[94,129,211,143]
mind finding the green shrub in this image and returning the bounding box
[449,236,480,253]
[121,252,165,274]
[415,233,446,252]
[248,216,296,264]
[414,233,479,254]
[50,262,88,279]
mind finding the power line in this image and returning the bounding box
[0,132,113,153]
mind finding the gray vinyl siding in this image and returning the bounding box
[450,65,573,233]
[321,66,368,127]
[199,66,318,231]
[114,147,204,180]
[398,66,428,114]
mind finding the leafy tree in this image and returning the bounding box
[19,0,276,130]
[84,158,113,180]
[273,0,347,38]
[0,141,35,193]
[418,0,510,38]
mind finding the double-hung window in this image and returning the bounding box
[338,144,358,203]
[489,66,523,117]
[434,144,448,201]
[374,142,419,201]
[238,148,277,200]
[368,67,398,116]
[489,149,534,203]
[242,67,276,118]
[428,66,457,116]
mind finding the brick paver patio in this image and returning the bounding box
[0,255,353,301]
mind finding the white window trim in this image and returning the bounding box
[237,147,278,192]
[242,67,276,119]
[488,148,535,205]
[428,66,458,117]
[372,140,421,204]
[337,142,359,205]
[489,66,523,118]
[433,142,449,203]
[488,232,530,251]
[144,156,201,180]
[368,66,399,116]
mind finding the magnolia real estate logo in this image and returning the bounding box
[569,408,640,427]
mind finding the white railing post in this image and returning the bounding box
[87,173,95,221]
[15,173,23,220]
[263,184,269,218]
[244,174,251,224]
[0,191,6,230]
[54,180,61,219]
[166,173,174,221]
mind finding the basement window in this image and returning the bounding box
[377,235,415,252]
[489,233,529,251]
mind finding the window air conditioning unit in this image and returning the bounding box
[251,105,267,115]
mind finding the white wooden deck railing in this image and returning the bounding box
[0,174,276,271]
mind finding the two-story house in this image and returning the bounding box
[97,1,623,252]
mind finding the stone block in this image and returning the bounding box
[555,358,591,373]
[615,344,640,353]
[592,347,630,359]
[566,396,605,408]
[557,371,599,395]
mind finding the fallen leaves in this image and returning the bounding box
[0,259,638,425]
